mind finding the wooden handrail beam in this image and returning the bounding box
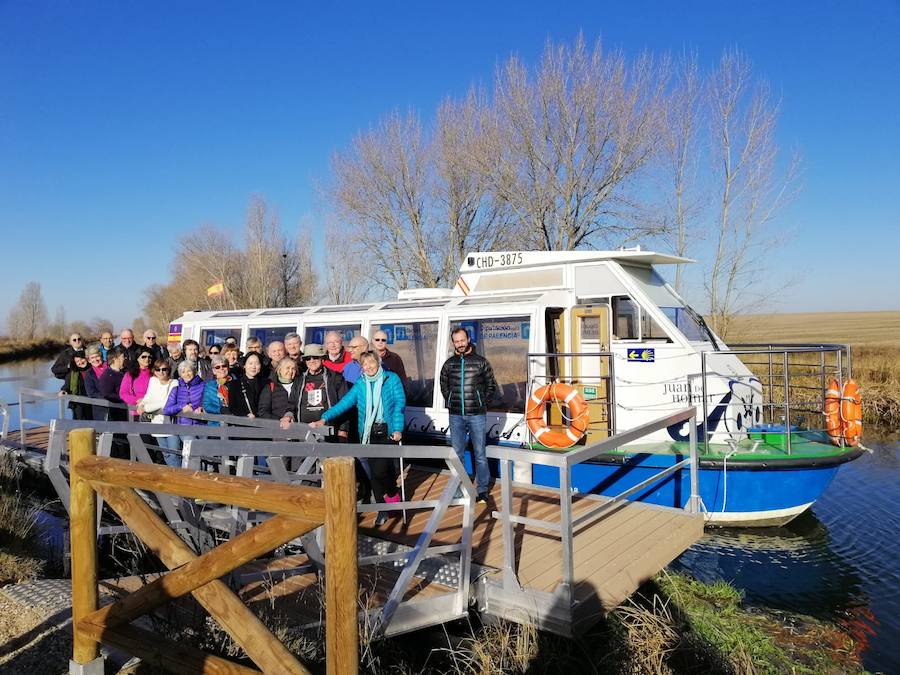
[78,620,261,675]
[90,483,309,674]
[75,455,326,519]
[85,509,320,629]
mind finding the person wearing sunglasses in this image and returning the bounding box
[311,350,406,524]
[120,347,154,419]
[51,332,85,379]
[295,344,348,440]
[139,359,181,466]
[59,349,91,420]
[202,355,233,416]
[371,330,408,389]
[142,329,168,363]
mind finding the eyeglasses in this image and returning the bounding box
[373,338,387,342]
[154,368,170,373]
[139,354,152,360]
[70,338,83,343]
[209,350,220,355]
[145,336,157,341]
[303,356,322,361]
[213,365,228,370]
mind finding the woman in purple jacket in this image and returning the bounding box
[164,361,206,440]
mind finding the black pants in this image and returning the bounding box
[369,438,399,503]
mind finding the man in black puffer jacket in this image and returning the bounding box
[440,327,499,504]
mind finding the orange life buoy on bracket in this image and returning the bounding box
[525,383,590,449]
[824,378,842,445]
[840,379,862,447]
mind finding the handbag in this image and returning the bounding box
[370,421,389,442]
[139,412,154,423]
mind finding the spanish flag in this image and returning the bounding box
[207,280,225,298]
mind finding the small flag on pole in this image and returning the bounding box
[207,280,225,298]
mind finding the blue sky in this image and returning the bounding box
[1,1,898,329]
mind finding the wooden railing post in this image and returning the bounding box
[69,428,100,671]
[324,457,358,675]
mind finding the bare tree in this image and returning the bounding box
[704,50,800,338]
[321,220,368,304]
[331,110,438,291]
[481,35,670,251]
[660,51,705,292]
[6,281,48,340]
[49,305,67,341]
[90,317,114,337]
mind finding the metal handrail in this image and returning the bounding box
[700,343,851,454]
[186,437,477,637]
[486,406,699,606]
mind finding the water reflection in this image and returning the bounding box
[0,359,60,431]
[675,432,899,673]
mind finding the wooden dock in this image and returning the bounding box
[1,420,704,640]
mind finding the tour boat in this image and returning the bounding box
[170,249,864,526]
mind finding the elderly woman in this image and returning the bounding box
[311,351,405,524]
[83,344,107,420]
[139,359,181,466]
[120,346,154,419]
[258,358,301,429]
[59,350,91,420]
[224,351,264,418]
[163,360,206,435]
[202,355,232,416]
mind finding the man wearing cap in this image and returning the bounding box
[297,344,349,440]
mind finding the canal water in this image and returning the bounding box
[1,359,898,671]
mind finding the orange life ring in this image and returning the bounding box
[840,379,862,447]
[824,378,842,445]
[525,383,589,449]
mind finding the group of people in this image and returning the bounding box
[52,324,500,514]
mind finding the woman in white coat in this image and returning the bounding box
[138,358,181,467]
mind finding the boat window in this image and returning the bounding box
[304,324,361,345]
[660,307,709,342]
[372,322,438,407]
[200,327,242,347]
[612,297,639,340]
[314,304,374,314]
[211,311,253,318]
[260,308,310,316]
[248,326,296,346]
[640,311,673,342]
[382,300,450,310]
[460,294,541,306]
[449,316,530,412]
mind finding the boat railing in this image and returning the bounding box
[700,343,852,454]
[526,351,616,442]
[486,406,700,612]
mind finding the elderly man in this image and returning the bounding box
[342,336,369,385]
[266,341,286,380]
[118,328,140,366]
[323,331,352,374]
[371,330,408,385]
[142,329,168,362]
[51,332,85,379]
[297,344,348,440]
[284,332,303,362]
[98,331,114,361]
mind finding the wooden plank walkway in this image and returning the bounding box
[360,468,703,618]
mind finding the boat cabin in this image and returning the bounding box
[169,249,760,449]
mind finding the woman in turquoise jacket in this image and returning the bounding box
[312,351,405,522]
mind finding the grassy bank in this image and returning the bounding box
[729,310,900,426]
[0,457,44,585]
[0,338,64,365]
[105,570,861,674]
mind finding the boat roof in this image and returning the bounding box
[459,249,694,271]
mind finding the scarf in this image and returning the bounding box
[362,367,385,444]
[91,363,107,379]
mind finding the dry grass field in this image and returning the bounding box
[728,311,900,426]
[728,311,900,348]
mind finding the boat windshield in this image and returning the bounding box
[622,265,719,347]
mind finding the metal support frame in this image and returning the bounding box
[485,406,701,628]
